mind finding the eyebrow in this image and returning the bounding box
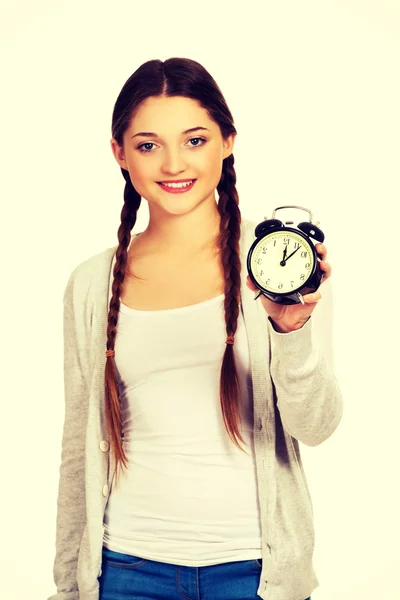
[131,126,210,139]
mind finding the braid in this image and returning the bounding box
[217,155,248,454]
[104,168,141,486]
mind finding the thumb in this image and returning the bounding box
[246,275,257,291]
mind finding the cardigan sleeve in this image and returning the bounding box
[47,286,89,600]
[267,277,343,446]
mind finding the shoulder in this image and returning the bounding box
[240,216,258,252]
[63,245,118,308]
[241,216,258,231]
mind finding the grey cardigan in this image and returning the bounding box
[48,217,343,600]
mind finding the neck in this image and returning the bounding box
[136,205,222,257]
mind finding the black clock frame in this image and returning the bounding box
[246,225,324,305]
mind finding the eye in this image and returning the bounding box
[188,137,207,147]
[136,137,207,154]
[137,142,156,153]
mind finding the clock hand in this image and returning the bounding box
[284,246,301,262]
[279,245,288,266]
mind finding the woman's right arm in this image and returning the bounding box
[47,289,89,600]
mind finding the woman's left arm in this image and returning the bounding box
[246,243,343,446]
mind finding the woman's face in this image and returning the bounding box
[111,95,236,218]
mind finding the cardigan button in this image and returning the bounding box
[258,419,263,430]
[100,440,110,452]
[102,484,109,497]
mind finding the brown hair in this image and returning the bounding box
[105,57,248,488]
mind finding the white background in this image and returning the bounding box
[1,1,399,599]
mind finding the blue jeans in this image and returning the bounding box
[98,546,311,600]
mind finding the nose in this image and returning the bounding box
[160,147,188,175]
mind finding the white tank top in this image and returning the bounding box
[103,257,262,566]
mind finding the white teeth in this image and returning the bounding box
[161,180,193,188]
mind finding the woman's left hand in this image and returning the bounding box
[246,243,332,333]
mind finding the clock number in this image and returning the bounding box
[257,258,262,264]
[283,237,290,244]
[300,274,305,281]
[291,281,294,287]
[260,269,264,276]
[262,247,267,254]
[266,278,270,284]
[305,262,310,268]
[278,283,283,289]
[294,242,300,250]
[301,251,307,258]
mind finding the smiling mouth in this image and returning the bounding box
[156,179,197,193]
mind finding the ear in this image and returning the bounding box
[222,132,237,160]
[110,138,128,169]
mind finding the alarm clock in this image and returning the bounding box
[247,206,325,305]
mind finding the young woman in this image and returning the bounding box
[48,57,343,600]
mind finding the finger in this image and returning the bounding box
[315,243,327,261]
[302,290,322,304]
[320,260,332,280]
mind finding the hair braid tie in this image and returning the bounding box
[106,349,115,358]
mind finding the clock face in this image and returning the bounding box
[249,229,315,294]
